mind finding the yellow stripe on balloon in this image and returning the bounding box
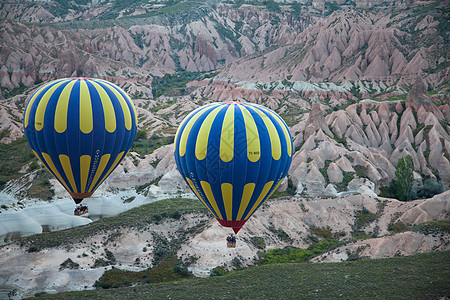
[221,183,233,220]
[186,178,216,217]
[90,80,116,133]
[240,105,260,162]
[200,181,223,220]
[92,151,125,191]
[59,154,77,193]
[174,106,210,152]
[251,108,281,160]
[32,150,45,166]
[41,152,71,192]
[179,104,220,157]
[243,181,274,220]
[220,104,234,162]
[236,183,255,220]
[54,80,76,133]
[124,91,138,128]
[79,80,93,134]
[195,106,223,160]
[88,154,111,192]
[251,104,292,157]
[80,155,91,193]
[25,81,58,128]
[35,79,70,131]
[97,80,132,130]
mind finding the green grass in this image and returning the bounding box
[32,250,450,299]
[259,239,341,265]
[385,219,450,236]
[412,219,450,235]
[151,71,203,98]
[94,256,191,289]
[18,198,207,251]
[26,169,54,200]
[0,136,36,181]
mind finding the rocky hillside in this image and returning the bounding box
[0,193,448,297]
[0,1,448,212]
[0,1,449,206]
[218,1,449,85]
[0,0,317,97]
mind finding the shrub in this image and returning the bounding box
[388,221,408,233]
[27,161,40,172]
[412,220,450,235]
[60,258,80,270]
[310,226,333,239]
[416,179,444,199]
[153,214,162,222]
[259,247,314,265]
[27,246,40,253]
[210,266,226,276]
[307,239,340,255]
[249,237,266,250]
[173,264,190,277]
[170,211,182,220]
[93,258,110,268]
[0,179,6,190]
[105,248,116,264]
[231,257,243,269]
[95,281,110,289]
[268,226,292,243]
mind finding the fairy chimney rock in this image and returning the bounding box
[406,77,432,109]
[305,95,333,139]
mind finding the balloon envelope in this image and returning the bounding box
[23,78,137,203]
[174,101,293,233]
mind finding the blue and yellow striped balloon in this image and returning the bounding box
[174,101,293,233]
[23,78,137,203]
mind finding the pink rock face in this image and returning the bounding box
[286,98,450,192]
[0,1,448,195]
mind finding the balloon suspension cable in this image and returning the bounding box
[216,219,248,234]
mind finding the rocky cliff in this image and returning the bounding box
[218,1,449,85]
[0,0,317,98]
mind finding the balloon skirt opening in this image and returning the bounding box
[216,219,248,234]
[70,192,93,204]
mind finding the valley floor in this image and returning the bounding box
[32,250,450,300]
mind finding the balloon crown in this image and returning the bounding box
[224,101,245,104]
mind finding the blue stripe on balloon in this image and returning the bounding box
[231,105,248,220]
[94,80,123,182]
[239,105,272,219]
[173,107,220,216]
[206,105,229,219]
[185,105,221,218]
[41,81,73,192]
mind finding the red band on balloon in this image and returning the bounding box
[69,191,94,200]
[216,219,248,234]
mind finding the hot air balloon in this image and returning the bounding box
[23,78,137,207]
[174,101,293,234]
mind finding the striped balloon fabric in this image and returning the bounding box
[23,78,137,203]
[174,101,293,233]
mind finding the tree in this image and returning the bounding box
[394,155,415,201]
[417,178,443,199]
